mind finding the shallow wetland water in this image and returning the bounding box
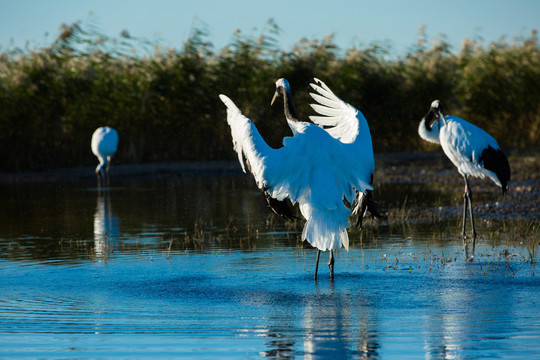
[0,153,538,358]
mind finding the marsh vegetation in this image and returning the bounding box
[1,19,539,171]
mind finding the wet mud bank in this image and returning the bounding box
[374,151,539,221]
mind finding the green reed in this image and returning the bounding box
[1,20,539,172]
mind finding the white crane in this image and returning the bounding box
[91,126,118,186]
[272,78,384,227]
[418,100,510,260]
[219,78,375,279]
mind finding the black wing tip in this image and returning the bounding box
[353,190,387,229]
[262,190,297,222]
[501,182,509,195]
[480,146,511,192]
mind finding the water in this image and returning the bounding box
[0,172,538,359]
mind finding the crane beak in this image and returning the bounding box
[435,109,447,126]
[271,91,279,106]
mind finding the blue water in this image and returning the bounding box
[0,175,538,359]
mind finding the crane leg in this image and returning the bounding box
[462,177,477,261]
[106,157,112,186]
[467,188,477,259]
[462,192,468,238]
[328,250,335,280]
[314,249,321,281]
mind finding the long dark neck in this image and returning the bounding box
[423,109,436,131]
[418,109,440,144]
[280,86,299,122]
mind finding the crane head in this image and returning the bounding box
[274,78,289,90]
[430,100,446,126]
[271,78,290,105]
[430,100,442,110]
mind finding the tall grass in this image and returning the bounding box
[1,20,538,171]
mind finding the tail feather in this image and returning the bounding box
[301,207,350,251]
[480,146,510,194]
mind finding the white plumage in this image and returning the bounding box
[418,100,510,259]
[419,101,507,189]
[91,126,118,184]
[220,78,375,278]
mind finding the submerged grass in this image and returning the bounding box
[6,210,535,277]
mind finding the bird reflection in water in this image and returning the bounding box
[93,189,119,258]
[256,282,379,359]
[302,283,379,359]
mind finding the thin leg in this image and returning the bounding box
[468,189,477,259]
[314,249,321,281]
[328,250,335,280]
[462,192,468,238]
[463,177,477,261]
[106,157,112,186]
[462,177,471,259]
[467,190,477,240]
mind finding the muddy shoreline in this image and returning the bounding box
[2,151,537,183]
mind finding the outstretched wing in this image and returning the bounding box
[219,94,272,182]
[308,78,375,195]
[308,78,366,144]
[219,94,306,205]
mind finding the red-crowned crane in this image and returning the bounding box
[418,100,510,260]
[91,126,118,186]
[219,78,376,279]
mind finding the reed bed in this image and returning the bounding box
[1,20,539,171]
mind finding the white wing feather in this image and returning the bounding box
[308,78,375,190]
[219,94,308,202]
[219,93,375,251]
[440,116,502,186]
[309,78,362,144]
[219,94,272,187]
